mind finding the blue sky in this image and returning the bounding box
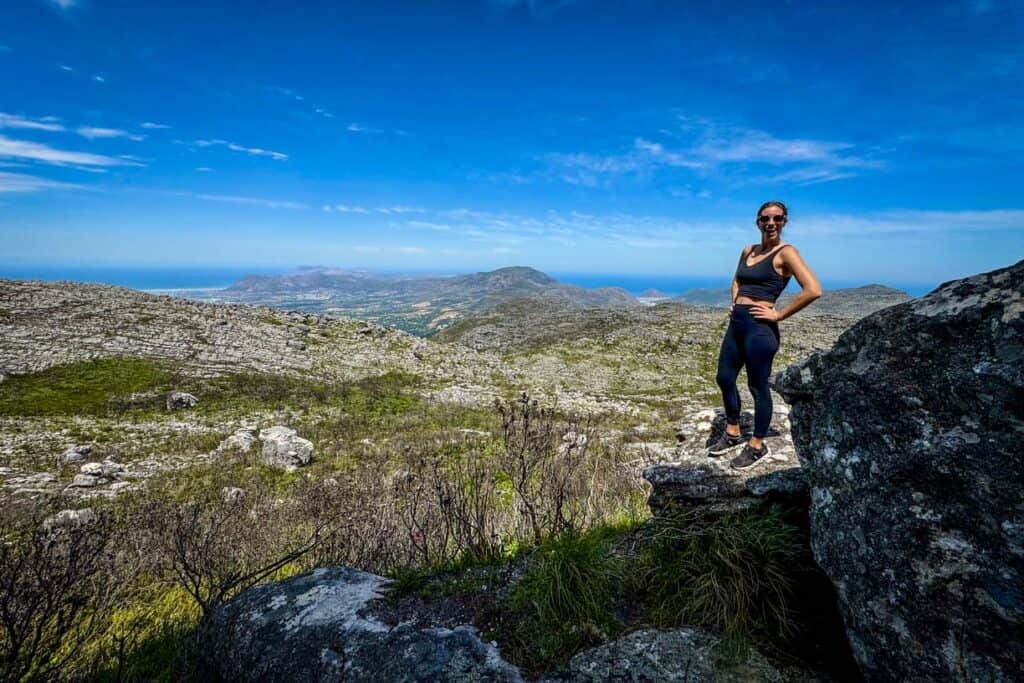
[1,0,1021,287]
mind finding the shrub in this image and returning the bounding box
[0,506,124,682]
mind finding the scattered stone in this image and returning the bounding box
[559,430,588,455]
[773,258,1024,681]
[221,486,245,503]
[63,444,92,463]
[542,628,782,682]
[166,391,199,411]
[42,508,98,531]
[108,481,133,493]
[218,427,258,454]
[258,426,313,470]
[100,460,123,476]
[204,566,523,682]
[68,474,101,488]
[80,462,104,476]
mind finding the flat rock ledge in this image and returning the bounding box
[643,406,806,517]
[540,628,782,682]
[204,566,523,682]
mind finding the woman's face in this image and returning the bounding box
[756,206,787,241]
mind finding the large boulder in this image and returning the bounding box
[258,426,313,470]
[773,259,1024,680]
[204,566,523,682]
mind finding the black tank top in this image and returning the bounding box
[735,244,791,302]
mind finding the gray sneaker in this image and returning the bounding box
[730,442,771,470]
[707,431,745,456]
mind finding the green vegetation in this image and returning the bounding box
[508,526,629,664]
[0,357,171,416]
[631,505,801,659]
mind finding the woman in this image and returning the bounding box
[706,201,822,470]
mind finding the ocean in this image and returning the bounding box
[0,265,938,298]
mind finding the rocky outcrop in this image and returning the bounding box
[541,628,782,682]
[258,426,313,470]
[204,566,524,682]
[166,391,198,410]
[773,259,1024,680]
[643,405,804,517]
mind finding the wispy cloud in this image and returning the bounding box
[194,138,288,161]
[545,118,885,188]
[184,193,309,210]
[93,75,105,83]
[59,64,73,71]
[0,134,142,167]
[0,171,79,193]
[77,126,145,141]
[140,121,170,130]
[0,113,65,132]
[46,0,79,11]
[346,122,410,137]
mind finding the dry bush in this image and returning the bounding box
[0,506,126,682]
[130,475,341,618]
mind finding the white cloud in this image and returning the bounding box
[77,126,145,141]
[194,138,288,161]
[187,193,309,210]
[140,121,170,129]
[545,118,884,188]
[0,134,141,167]
[0,113,65,132]
[48,0,78,9]
[59,64,73,71]
[0,171,79,193]
[332,204,370,214]
[195,166,212,172]
[93,75,105,83]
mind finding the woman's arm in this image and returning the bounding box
[775,246,822,321]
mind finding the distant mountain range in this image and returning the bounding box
[676,284,913,318]
[205,266,638,335]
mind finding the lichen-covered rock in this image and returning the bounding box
[258,426,313,470]
[166,391,199,411]
[541,628,782,682]
[204,566,523,682]
[773,258,1024,681]
[643,407,803,517]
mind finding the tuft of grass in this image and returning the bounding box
[508,527,627,668]
[0,357,172,416]
[630,504,801,660]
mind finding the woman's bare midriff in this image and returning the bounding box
[734,297,775,305]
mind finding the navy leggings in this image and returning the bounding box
[715,304,780,438]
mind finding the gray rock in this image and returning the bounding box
[204,566,523,682]
[258,426,313,470]
[68,473,101,488]
[643,408,804,517]
[63,444,92,463]
[166,391,199,411]
[42,508,98,531]
[218,427,258,454]
[543,628,782,682]
[773,258,1024,681]
[80,462,103,476]
[221,486,245,503]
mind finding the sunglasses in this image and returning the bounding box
[757,215,787,224]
